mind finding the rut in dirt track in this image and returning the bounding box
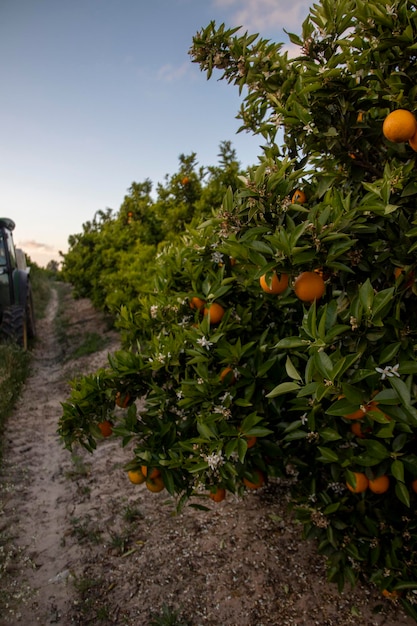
[0,286,115,625]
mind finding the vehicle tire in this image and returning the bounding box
[26,287,36,339]
[1,304,28,349]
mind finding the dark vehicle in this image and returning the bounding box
[0,218,36,348]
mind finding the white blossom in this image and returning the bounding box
[204,452,224,471]
[211,251,224,264]
[197,336,213,350]
[375,364,400,380]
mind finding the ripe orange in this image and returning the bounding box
[115,392,131,408]
[369,475,390,494]
[346,472,369,493]
[190,296,205,310]
[243,469,265,490]
[344,406,367,420]
[246,436,257,449]
[259,272,289,294]
[411,479,417,493]
[181,176,190,185]
[382,109,417,143]
[409,130,417,151]
[291,189,307,204]
[203,302,225,324]
[141,466,161,479]
[382,589,400,600]
[98,420,113,437]
[209,486,226,502]
[127,469,146,484]
[356,111,364,123]
[394,266,415,287]
[220,367,235,384]
[146,475,165,493]
[350,422,366,438]
[293,271,325,302]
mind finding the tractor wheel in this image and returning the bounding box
[26,287,36,339]
[1,305,28,349]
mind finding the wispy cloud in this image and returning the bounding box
[157,61,191,83]
[18,240,56,253]
[212,0,311,35]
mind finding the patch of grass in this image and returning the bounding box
[69,516,102,544]
[65,453,91,479]
[108,530,132,555]
[71,332,109,359]
[123,503,144,523]
[0,344,30,461]
[30,265,55,320]
[149,604,191,626]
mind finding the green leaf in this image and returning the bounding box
[224,438,238,458]
[390,376,411,408]
[320,428,342,442]
[395,481,410,507]
[314,350,333,379]
[361,440,390,461]
[285,355,303,381]
[197,421,216,439]
[266,381,300,398]
[237,437,248,463]
[324,502,341,514]
[391,459,404,482]
[359,279,374,313]
[275,337,310,349]
[317,447,339,463]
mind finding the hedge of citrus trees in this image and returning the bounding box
[59,0,417,617]
[61,145,241,318]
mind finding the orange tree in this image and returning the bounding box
[59,0,417,616]
[61,145,242,316]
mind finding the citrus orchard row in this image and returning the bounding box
[59,1,417,619]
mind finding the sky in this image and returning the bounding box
[0,0,311,267]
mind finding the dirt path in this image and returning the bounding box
[0,286,416,625]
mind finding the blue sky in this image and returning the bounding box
[0,0,310,266]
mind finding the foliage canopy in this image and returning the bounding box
[59,1,417,617]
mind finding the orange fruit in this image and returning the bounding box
[394,266,415,287]
[127,469,146,484]
[382,109,417,143]
[259,272,289,294]
[350,422,366,438]
[293,271,325,302]
[357,111,364,123]
[190,296,205,310]
[98,420,113,437]
[220,367,235,384]
[369,475,390,494]
[141,466,161,479]
[203,302,225,324]
[291,189,307,204]
[243,469,265,490]
[115,392,131,408]
[209,487,226,502]
[382,589,400,600]
[146,475,165,493]
[346,472,369,493]
[411,479,417,493]
[246,436,257,449]
[181,176,190,185]
[344,406,367,420]
[409,130,417,151]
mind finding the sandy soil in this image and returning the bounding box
[0,284,415,626]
